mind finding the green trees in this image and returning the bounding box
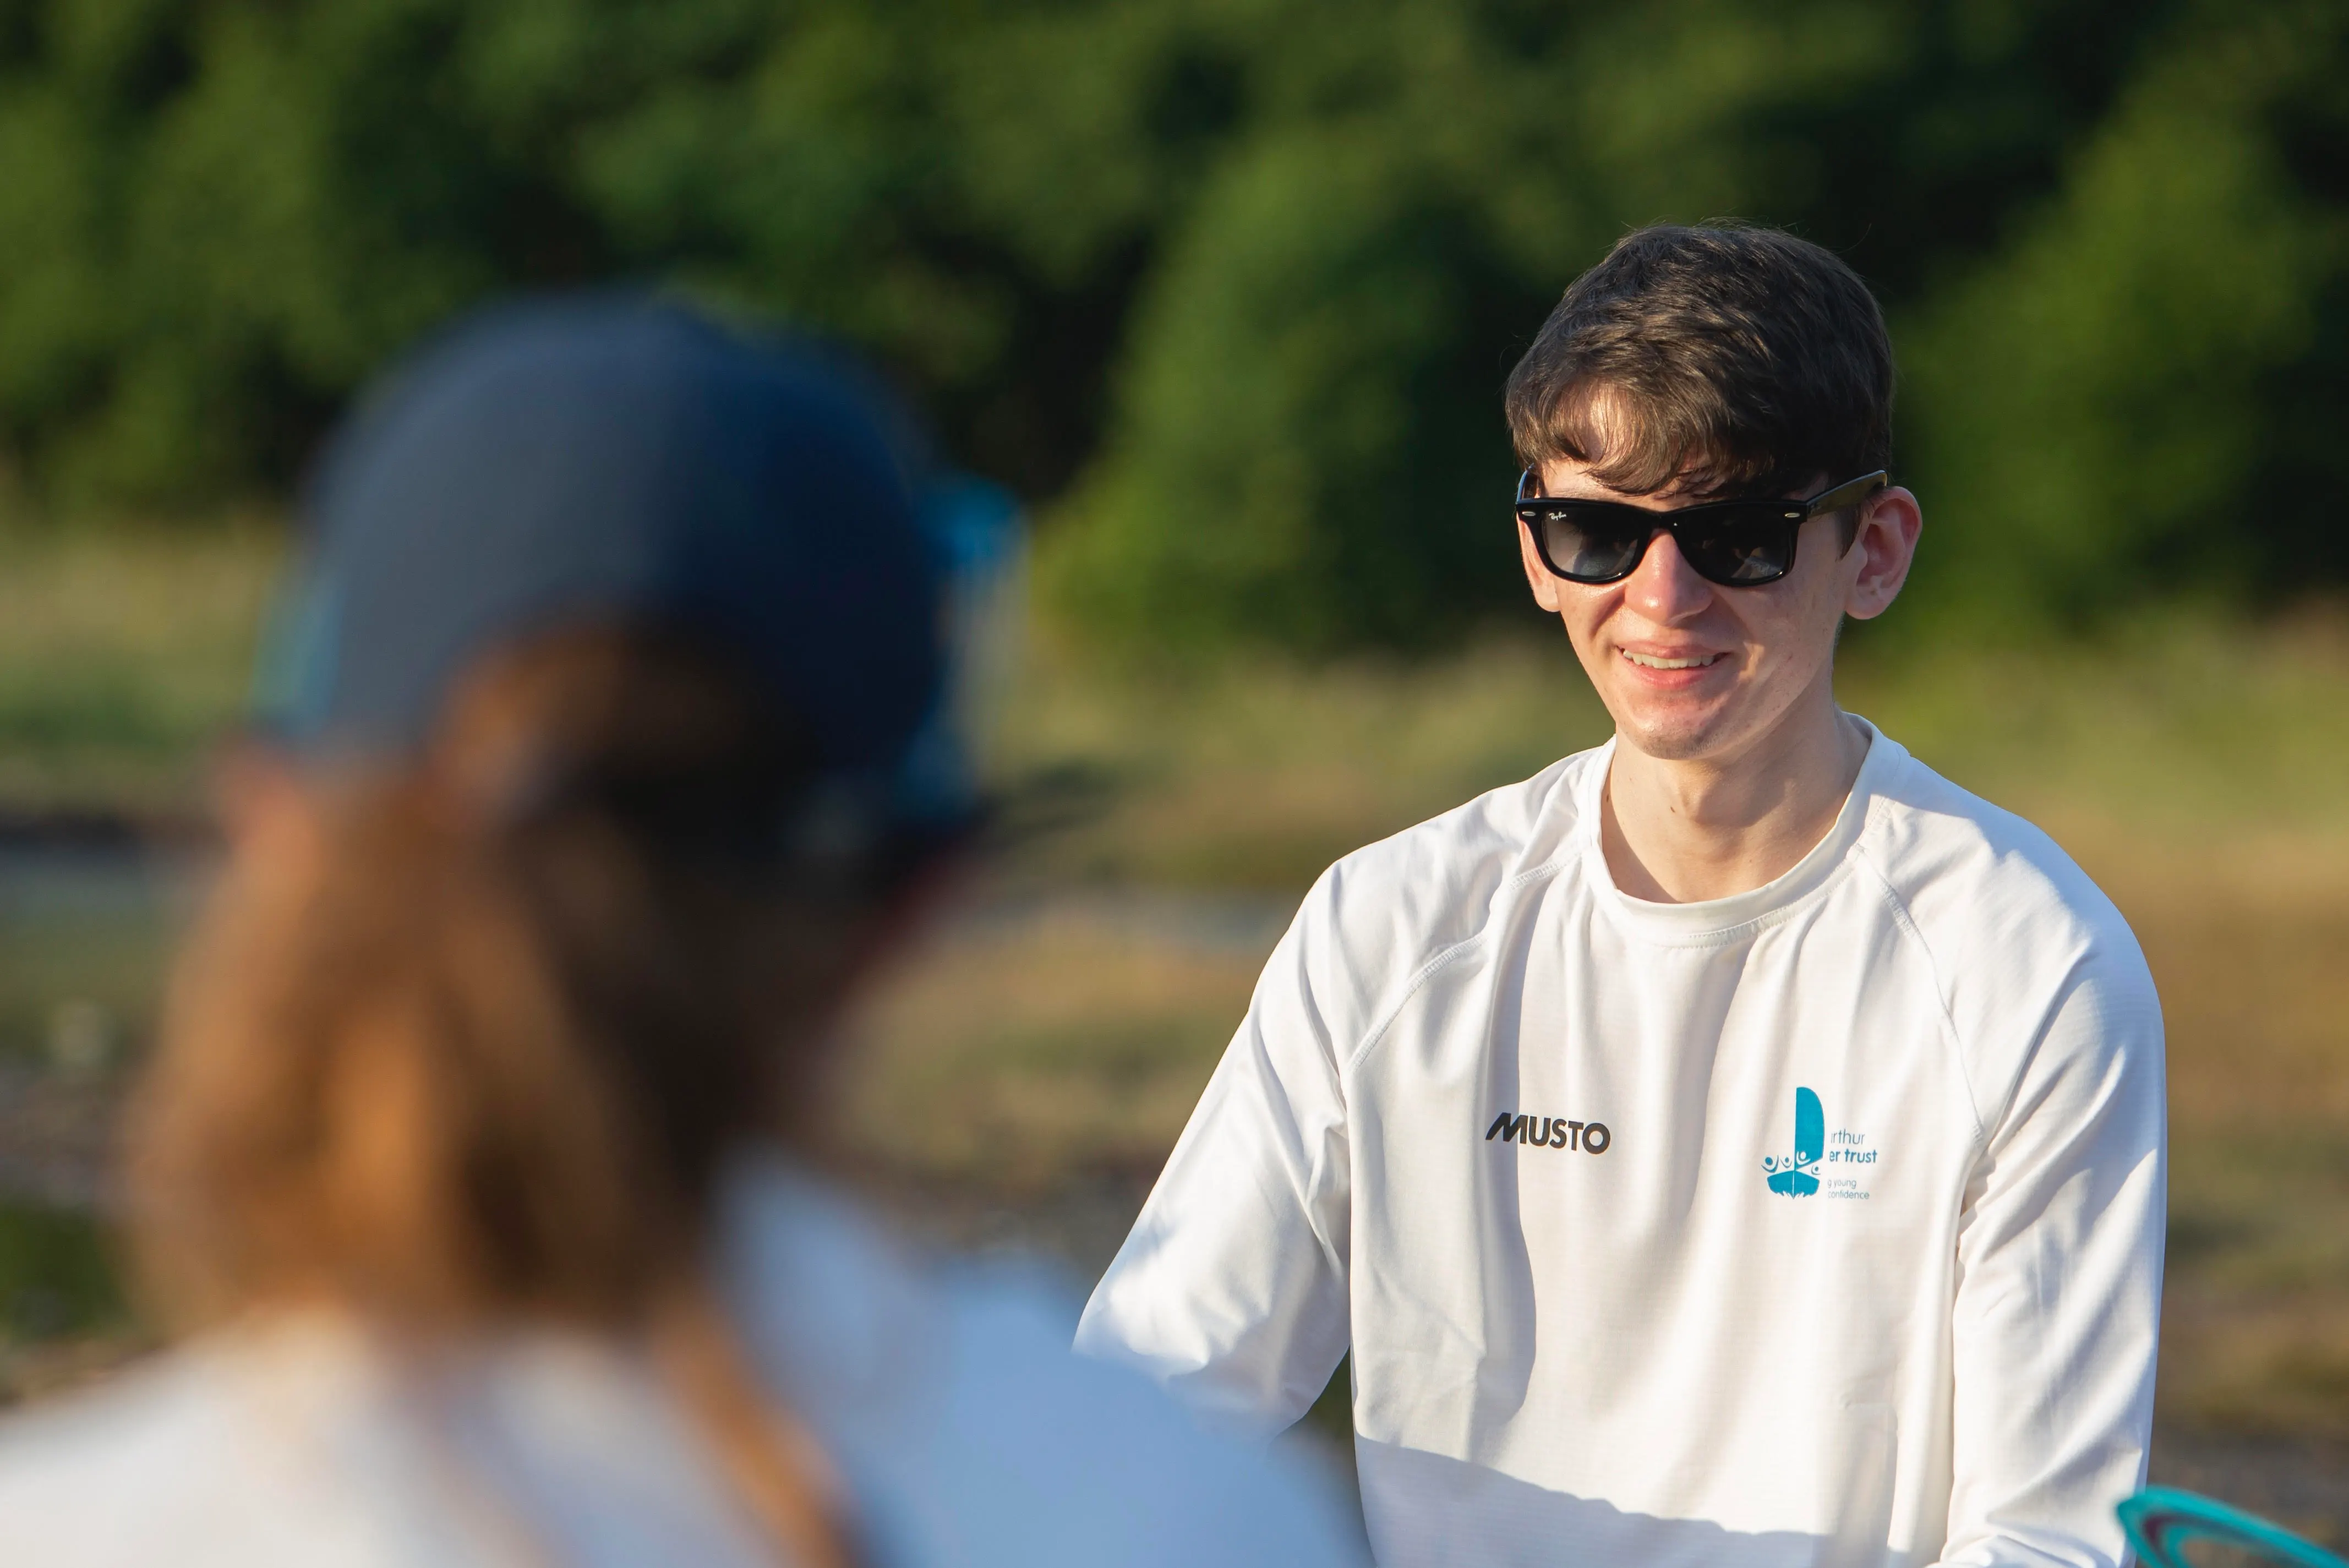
[2,0,2345,649]
[1900,6,2349,629]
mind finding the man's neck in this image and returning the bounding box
[1599,691,1869,905]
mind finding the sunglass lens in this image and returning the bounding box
[1531,505,1647,582]
[1681,515,1795,584]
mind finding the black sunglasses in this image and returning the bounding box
[1515,469,1889,587]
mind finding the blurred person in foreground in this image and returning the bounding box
[0,299,1363,1567]
[1078,225,2165,1566]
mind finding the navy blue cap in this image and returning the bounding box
[258,296,958,821]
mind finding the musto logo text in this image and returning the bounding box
[1485,1112,1611,1154]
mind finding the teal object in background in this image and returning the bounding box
[2121,1487,2349,1567]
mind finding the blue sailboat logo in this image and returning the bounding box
[1763,1086,1824,1197]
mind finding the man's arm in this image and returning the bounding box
[1940,950,2166,1567]
[1075,883,1354,1438]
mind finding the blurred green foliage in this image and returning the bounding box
[0,1201,120,1343]
[2,0,2347,650]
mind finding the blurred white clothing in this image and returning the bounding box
[0,1160,1363,1567]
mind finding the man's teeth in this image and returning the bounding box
[1623,651,1719,670]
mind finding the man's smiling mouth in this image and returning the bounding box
[1621,650,1720,670]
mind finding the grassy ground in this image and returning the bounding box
[0,524,280,815]
[0,529,2346,1483]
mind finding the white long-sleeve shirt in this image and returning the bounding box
[0,1161,1364,1567]
[1077,722,2165,1567]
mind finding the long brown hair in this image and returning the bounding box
[127,626,889,1566]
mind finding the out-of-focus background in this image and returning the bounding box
[2,0,2348,1536]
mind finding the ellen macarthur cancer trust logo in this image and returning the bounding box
[1762,1086,1878,1199]
[1763,1086,1826,1195]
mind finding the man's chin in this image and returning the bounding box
[1608,702,1741,764]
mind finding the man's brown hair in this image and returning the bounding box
[1504,224,1894,501]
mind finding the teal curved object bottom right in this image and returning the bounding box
[2120,1487,2349,1567]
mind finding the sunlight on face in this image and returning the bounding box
[1517,454,1916,768]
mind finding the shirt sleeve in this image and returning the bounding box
[1074,878,1356,1438]
[1938,948,2166,1567]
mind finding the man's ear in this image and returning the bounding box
[1844,487,1922,621]
[1520,521,1565,614]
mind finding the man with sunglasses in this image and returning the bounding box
[1078,225,2164,1567]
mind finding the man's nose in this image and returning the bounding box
[1624,529,1712,622]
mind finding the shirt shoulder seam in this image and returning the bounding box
[1337,852,1574,1079]
[1848,827,1990,1151]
